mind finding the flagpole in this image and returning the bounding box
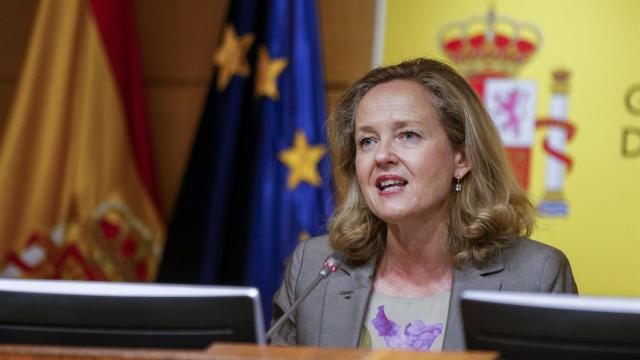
[372,0,387,68]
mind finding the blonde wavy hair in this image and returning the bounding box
[327,58,535,266]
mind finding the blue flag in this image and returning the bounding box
[245,0,334,321]
[158,0,333,322]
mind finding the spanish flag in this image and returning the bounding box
[0,0,164,281]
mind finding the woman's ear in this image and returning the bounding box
[454,149,471,179]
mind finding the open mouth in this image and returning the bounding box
[376,176,408,192]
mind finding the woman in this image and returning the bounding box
[271,58,577,351]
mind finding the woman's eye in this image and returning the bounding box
[400,131,420,141]
[359,137,376,149]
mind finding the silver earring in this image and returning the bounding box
[455,176,462,192]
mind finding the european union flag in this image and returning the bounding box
[158,0,333,322]
[245,0,334,321]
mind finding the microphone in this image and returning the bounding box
[266,251,345,340]
[318,250,345,278]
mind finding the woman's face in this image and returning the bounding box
[354,80,468,226]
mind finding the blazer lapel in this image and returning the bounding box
[316,252,504,349]
[318,259,375,347]
[442,255,504,350]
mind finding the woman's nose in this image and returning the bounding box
[375,139,398,165]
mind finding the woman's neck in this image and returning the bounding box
[373,218,453,298]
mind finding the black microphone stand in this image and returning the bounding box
[265,251,345,340]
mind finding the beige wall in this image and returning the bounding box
[0,0,374,220]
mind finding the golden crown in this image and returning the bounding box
[438,7,542,78]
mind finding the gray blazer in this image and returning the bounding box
[271,236,578,350]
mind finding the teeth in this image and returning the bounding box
[379,179,405,189]
[381,180,401,187]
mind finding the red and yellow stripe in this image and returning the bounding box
[0,0,164,281]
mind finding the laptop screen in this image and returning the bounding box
[0,279,266,348]
[461,290,640,359]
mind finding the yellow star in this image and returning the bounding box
[255,46,288,99]
[279,130,326,190]
[298,231,311,241]
[212,24,255,91]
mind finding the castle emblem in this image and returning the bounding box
[439,7,576,216]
